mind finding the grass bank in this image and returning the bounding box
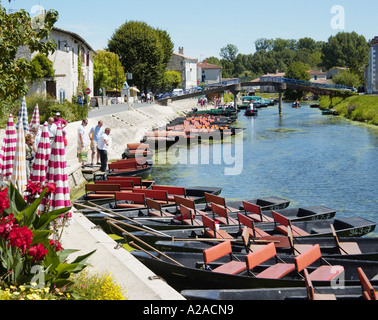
[319,95,378,125]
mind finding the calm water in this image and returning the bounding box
[151,103,378,235]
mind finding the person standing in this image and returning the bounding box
[97,128,111,172]
[47,117,57,145]
[31,124,41,149]
[53,112,68,129]
[88,120,104,166]
[77,118,89,168]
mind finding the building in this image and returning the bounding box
[167,47,198,90]
[251,71,286,93]
[326,67,348,80]
[197,60,222,85]
[365,36,378,94]
[19,26,95,102]
[308,70,327,82]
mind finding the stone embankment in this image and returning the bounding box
[0,98,198,300]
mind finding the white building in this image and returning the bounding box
[365,36,378,94]
[26,27,95,102]
[197,60,222,85]
[167,47,198,90]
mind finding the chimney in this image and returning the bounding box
[179,47,184,55]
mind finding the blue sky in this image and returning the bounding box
[3,0,377,60]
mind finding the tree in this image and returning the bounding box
[30,53,54,81]
[162,70,181,92]
[0,2,58,107]
[321,32,369,71]
[332,70,361,88]
[93,50,125,94]
[108,21,173,91]
[220,44,238,62]
[284,61,311,100]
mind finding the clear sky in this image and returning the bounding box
[3,0,377,61]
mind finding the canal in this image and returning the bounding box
[151,102,378,235]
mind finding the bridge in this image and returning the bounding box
[156,76,356,112]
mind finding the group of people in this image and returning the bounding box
[77,119,111,172]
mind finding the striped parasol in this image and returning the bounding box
[29,122,50,183]
[16,96,29,134]
[0,114,17,181]
[29,103,40,130]
[45,125,71,211]
[10,121,27,194]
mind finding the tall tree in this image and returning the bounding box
[220,44,238,62]
[0,2,58,106]
[93,50,125,94]
[321,32,369,70]
[108,21,173,90]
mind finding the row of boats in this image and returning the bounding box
[74,176,378,300]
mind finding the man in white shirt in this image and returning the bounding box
[77,118,89,167]
[97,127,111,172]
[47,117,57,145]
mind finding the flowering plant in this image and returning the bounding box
[0,182,95,291]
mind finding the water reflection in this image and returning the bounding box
[152,103,378,234]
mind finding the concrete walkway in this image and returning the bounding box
[59,100,198,300]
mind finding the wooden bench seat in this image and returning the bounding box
[203,241,246,275]
[358,267,377,300]
[132,188,170,204]
[246,242,295,279]
[272,210,310,236]
[202,214,234,239]
[243,201,274,223]
[211,202,238,225]
[114,192,146,208]
[204,192,239,213]
[174,195,207,216]
[294,244,344,281]
[304,269,336,300]
[146,198,174,217]
[180,205,202,226]
[85,184,121,199]
[237,213,270,238]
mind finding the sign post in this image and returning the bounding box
[85,87,91,117]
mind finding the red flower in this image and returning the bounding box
[0,213,16,238]
[45,183,56,195]
[0,188,10,212]
[8,225,33,253]
[28,243,48,261]
[49,239,63,252]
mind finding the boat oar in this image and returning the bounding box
[129,241,163,262]
[107,220,184,267]
[105,217,170,238]
[73,201,169,237]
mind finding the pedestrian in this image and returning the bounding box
[53,112,68,129]
[97,127,111,172]
[25,133,37,178]
[31,124,41,149]
[62,130,68,148]
[47,117,57,145]
[77,92,84,107]
[77,118,89,168]
[88,120,104,166]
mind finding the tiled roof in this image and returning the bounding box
[197,60,222,69]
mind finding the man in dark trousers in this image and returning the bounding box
[97,127,111,172]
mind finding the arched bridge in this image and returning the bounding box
[156,76,356,106]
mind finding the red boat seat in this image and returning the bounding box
[132,189,170,204]
[174,195,207,216]
[243,201,274,223]
[201,214,234,239]
[85,184,121,199]
[330,224,362,255]
[304,269,336,300]
[203,241,246,275]
[211,203,238,225]
[237,213,270,238]
[272,210,309,236]
[245,242,295,279]
[294,244,344,281]
[146,198,174,217]
[179,205,202,226]
[114,192,146,208]
[204,192,239,213]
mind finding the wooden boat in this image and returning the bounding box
[121,216,377,246]
[155,235,378,261]
[181,285,375,300]
[225,196,290,211]
[121,143,155,160]
[74,186,223,214]
[112,205,337,232]
[244,109,258,116]
[322,109,336,115]
[129,243,378,291]
[292,102,301,108]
